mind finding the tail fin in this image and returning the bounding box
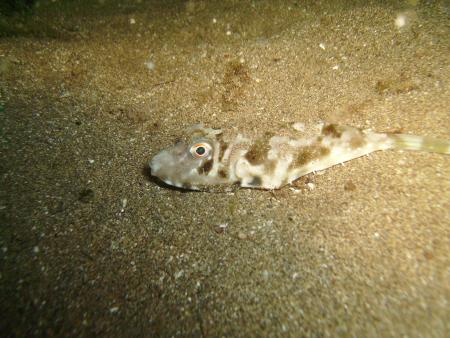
[388,134,450,154]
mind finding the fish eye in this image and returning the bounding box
[190,143,211,158]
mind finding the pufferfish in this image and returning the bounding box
[149,123,450,191]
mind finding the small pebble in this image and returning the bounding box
[306,182,315,190]
[395,14,406,28]
[289,187,301,194]
[293,122,305,132]
[174,270,184,279]
[120,198,127,213]
[237,232,247,240]
[144,61,155,70]
[218,223,228,229]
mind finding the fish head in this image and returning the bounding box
[149,124,227,190]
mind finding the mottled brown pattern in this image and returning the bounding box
[198,159,213,175]
[218,168,228,178]
[264,159,277,174]
[218,140,228,162]
[244,132,274,165]
[349,134,367,149]
[294,145,330,166]
[322,124,342,138]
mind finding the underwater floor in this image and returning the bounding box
[1,0,449,336]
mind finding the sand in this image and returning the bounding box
[1,0,449,336]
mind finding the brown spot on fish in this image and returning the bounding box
[245,132,273,165]
[219,141,229,162]
[264,159,277,175]
[198,159,213,175]
[218,168,228,178]
[294,145,330,166]
[349,134,367,149]
[322,124,342,138]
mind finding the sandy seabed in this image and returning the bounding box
[1,0,449,336]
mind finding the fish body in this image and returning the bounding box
[149,123,450,191]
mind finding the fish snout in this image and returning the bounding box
[149,150,183,187]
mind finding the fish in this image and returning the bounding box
[149,122,450,191]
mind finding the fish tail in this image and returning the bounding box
[388,134,450,154]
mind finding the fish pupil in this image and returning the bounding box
[196,146,206,155]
